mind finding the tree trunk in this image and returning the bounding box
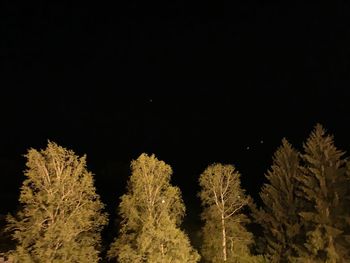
[221,214,227,262]
[160,243,164,259]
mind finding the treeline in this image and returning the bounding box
[2,124,350,262]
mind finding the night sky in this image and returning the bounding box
[1,1,350,229]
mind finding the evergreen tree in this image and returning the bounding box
[107,153,200,263]
[254,138,303,262]
[6,141,108,263]
[343,160,350,252]
[199,163,258,262]
[295,124,349,262]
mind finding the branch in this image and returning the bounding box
[224,202,246,219]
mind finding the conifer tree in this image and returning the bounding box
[343,160,350,251]
[254,138,303,262]
[296,124,349,262]
[199,163,258,262]
[107,153,200,263]
[6,141,108,263]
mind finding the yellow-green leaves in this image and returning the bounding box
[199,164,254,263]
[108,153,200,263]
[6,141,108,263]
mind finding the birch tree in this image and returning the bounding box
[199,163,254,262]
[108,153,200,263]
[6,141,108,263]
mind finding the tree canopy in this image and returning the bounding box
[295,124,349,262]
[254,138,303,262]
[6,141,108,263]
[108,153,200,263]
[199,163,258,262]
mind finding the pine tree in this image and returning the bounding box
[343,161,350,252]
[295,124,349,262]
[199,163,258,262]
[254,138,303,262]
[6,141,108,263]
[107,153,200,263]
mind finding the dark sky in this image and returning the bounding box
[1,1,350,225]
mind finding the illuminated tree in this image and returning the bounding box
[198,163,259,262]
[295,124,349,262]
[6,141,108,263]
[107,153,200,263]
[254,138,303,262]
[0,214,14,255]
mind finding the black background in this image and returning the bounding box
[1,1,350,234]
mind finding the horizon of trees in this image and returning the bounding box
[1,123,350,262]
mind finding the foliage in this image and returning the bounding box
[295,124,349,262]
[254,138,303,262]
[6,141,108,263]
[199,163,256,262]
[108,153,200,263]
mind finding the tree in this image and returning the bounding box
[6,141,108,263]
[107,153,200,263]
[0,214,15,257]
[295,124,349,262]
[343,160,350,253]
[199,163,257,262]
[254,138,303,262]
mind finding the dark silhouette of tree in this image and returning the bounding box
[108,153,200,263]
[6,141,108,263]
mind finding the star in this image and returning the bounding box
[260,140,264,144]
